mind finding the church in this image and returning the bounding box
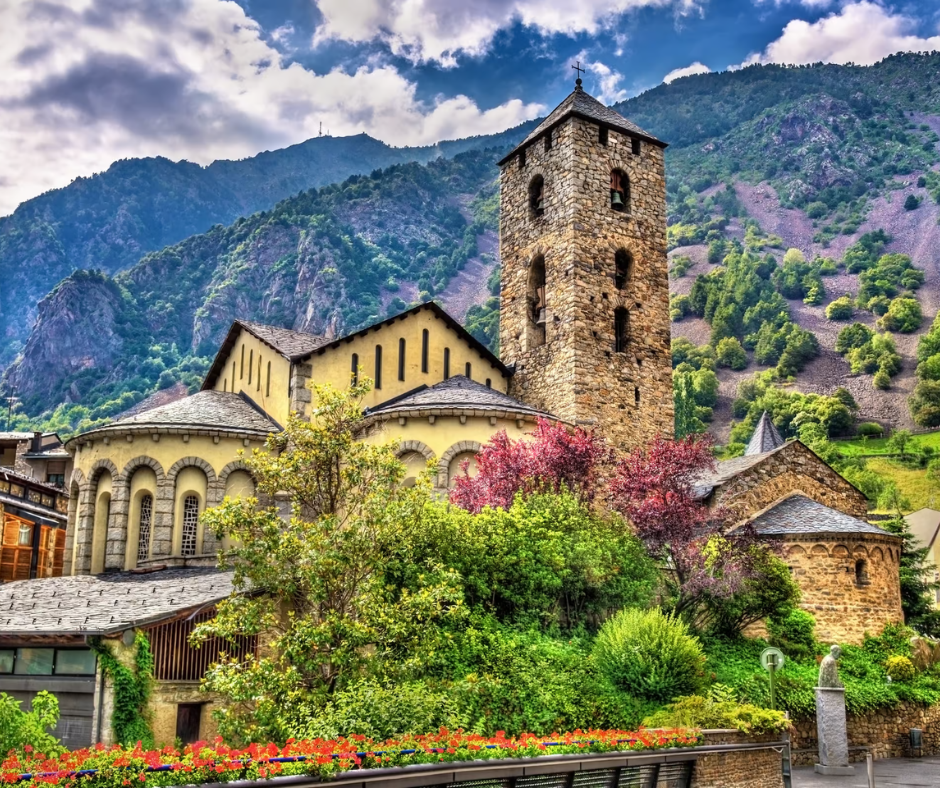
[0,80,903,748]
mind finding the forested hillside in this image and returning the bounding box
[4,53,940,440]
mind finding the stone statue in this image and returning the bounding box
[818,645,843,688]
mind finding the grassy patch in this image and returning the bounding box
[834,430,940,457]
[866,458,940,512]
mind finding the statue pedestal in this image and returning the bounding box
[814,687,855,775]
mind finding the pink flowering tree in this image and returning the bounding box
[449,418,611,513]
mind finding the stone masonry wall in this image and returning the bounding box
[499,106,673,451]
[692,730,783,788]
[150,682,220,747]
[790,702,940,764]
[714,442,869,521]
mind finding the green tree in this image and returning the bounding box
[887,429,913,459]
[878,297,923,333]
[674,372,704,439]
[904,194,920,210]
[193,379,462,743]
[825,295,854,321]
[716,337,748,370]
[910,380,940,427]
[0,691,62,757]
[881,516,940,636]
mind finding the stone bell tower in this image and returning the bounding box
[498,75,674,449]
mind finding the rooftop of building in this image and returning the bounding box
[367,375,552,420]
[748,494,897,539]
[0,567,235,637]
[745,411,785,456]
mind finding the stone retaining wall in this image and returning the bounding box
[692,730,784,788]
[790,702,940,764]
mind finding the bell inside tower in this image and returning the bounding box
[526,255,547,348]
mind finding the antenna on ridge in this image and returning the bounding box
[319,122,323,138]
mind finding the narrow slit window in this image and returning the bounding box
[635,386,640,406]
[485,378,492,388]
[519,149,526,168]
[632,138,641,156]
[248,349,253,385]
[615,308,629,353]
[137,495,153,563]
[615,249,632,289]
[351,353,359,385]
[374,345,383,390]
[465,362,472,379]
[266,361,271,397]
[599,126,608,146]
[232,361,236,388]
[544,132,552,151]
[223,378,227,392]
[444,348,451,379]
[529,175,545,217]
[421,330,429,373]
[240,345,245,379]
[398,338,406,381]
[181,495,199,557]
[257,355,262,391]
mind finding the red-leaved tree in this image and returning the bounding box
[450,418,611,513]
[609,435,768,622]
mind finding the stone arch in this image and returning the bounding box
[870,545,884,562]
[74,461,119,575]
[810,543,831,558]
[121,456,166,482]
[831,544,850,558]
[166,456,217,486]
[786,544,807,559]
[217,460,253,505]
[64,470,84,577]
[121,458,164,570]
[438,440,482,489]
[397,441,435,463]
[852,544,870,559]
[528,173,545,217]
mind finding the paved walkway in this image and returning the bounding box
[792,756,940,786]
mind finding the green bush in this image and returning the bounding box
[825,296,854,321]
[716,337,748,370]
[0,691,63,757]
[904,194,920,211]
[874,369,892,390]
[885,655,915,682]
[593,609,705,702]
[642,689,790,735]
[856,422,884,437]
[878,297,923,333]
[767,609,818,660]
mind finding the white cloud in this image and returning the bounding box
[663,61,711,82]
[0,0,543,215]
[313,0,703,66]
[739,2,940,67]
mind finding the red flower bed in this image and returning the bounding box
[3,728,701,787]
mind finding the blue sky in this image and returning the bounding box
[1,0,939,215]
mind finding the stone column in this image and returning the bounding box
[73,485,96,575]
[105,480,129,571]
[151,480,175,558]
[815,687,854,775]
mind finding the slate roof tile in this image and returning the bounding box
[745,411,785,456]
[0,567,234,636]
[238,321,326,360]
[750,494,896,538]
[368,376,552,419]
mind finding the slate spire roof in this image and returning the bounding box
[745,411,785,456]
[749,494,898,539]
[499,84,665,165]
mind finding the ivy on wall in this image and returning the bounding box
[90,631,155,747]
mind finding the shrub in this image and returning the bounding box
[878,297,923,333]
[904,194,920,211]
[856,422,884,437]
[642,691,790,735]
[767,609,818,660]
[716,337,748,370]
[825,296,854,321]
[885,655,915,682]
[593,609,705,703]
[0,691,63,757]
[806,201,828,219]
[874,369,891,390]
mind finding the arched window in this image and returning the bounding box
[529,175,545,217]
[855,559,869,586]
[398,338,406,381]
[181,496,199,557]
[444,348,451,379]
[351,353,359,385]
[615,308,629,353]
[527,255,547,348]
[615,249,633,289]
[465,362,472,379]
[485,378,492,388]
[137,495,153,563]
[610,169,629,212]
[421,330,429,373]
[374,345,383,390]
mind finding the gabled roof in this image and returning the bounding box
[498,85,666,165]
[73,390,280,442]
[905,508,940,552]
[745,411,785,456]
[203,320,326,390]
[0,567,234,637]
[367,376,551,419]
[693,446,785,499]
[309,302,509,375]
[749,494,897,539]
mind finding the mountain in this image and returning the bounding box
[4,53,940,439]
[0,124,537,365]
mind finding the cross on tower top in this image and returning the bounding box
[572,61,584,89]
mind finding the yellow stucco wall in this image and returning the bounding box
[210,331,292,426]
[310,309,509,410]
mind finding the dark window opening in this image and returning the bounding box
[544,132,552,151]
[635,386,640,405]
[485,378,492,388]
[240,345,245,379]
[519,149,526,168]
[527,255,547,348]
[374,345,382,390]
[421,330,429,373]
[615,249,633,288]
[615,308,629,353]
[855,559,870,586]
[610,169,628,212]
[176,704,202,745]
[248,349,253,385]
[599,126,608,146]
[631,138,641,156]
[398,338,406,381]
[444,348,451,379]
[465,362,472,379]
[266,361,271,397]
[351,353,359,385]
[529,175,545,217]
